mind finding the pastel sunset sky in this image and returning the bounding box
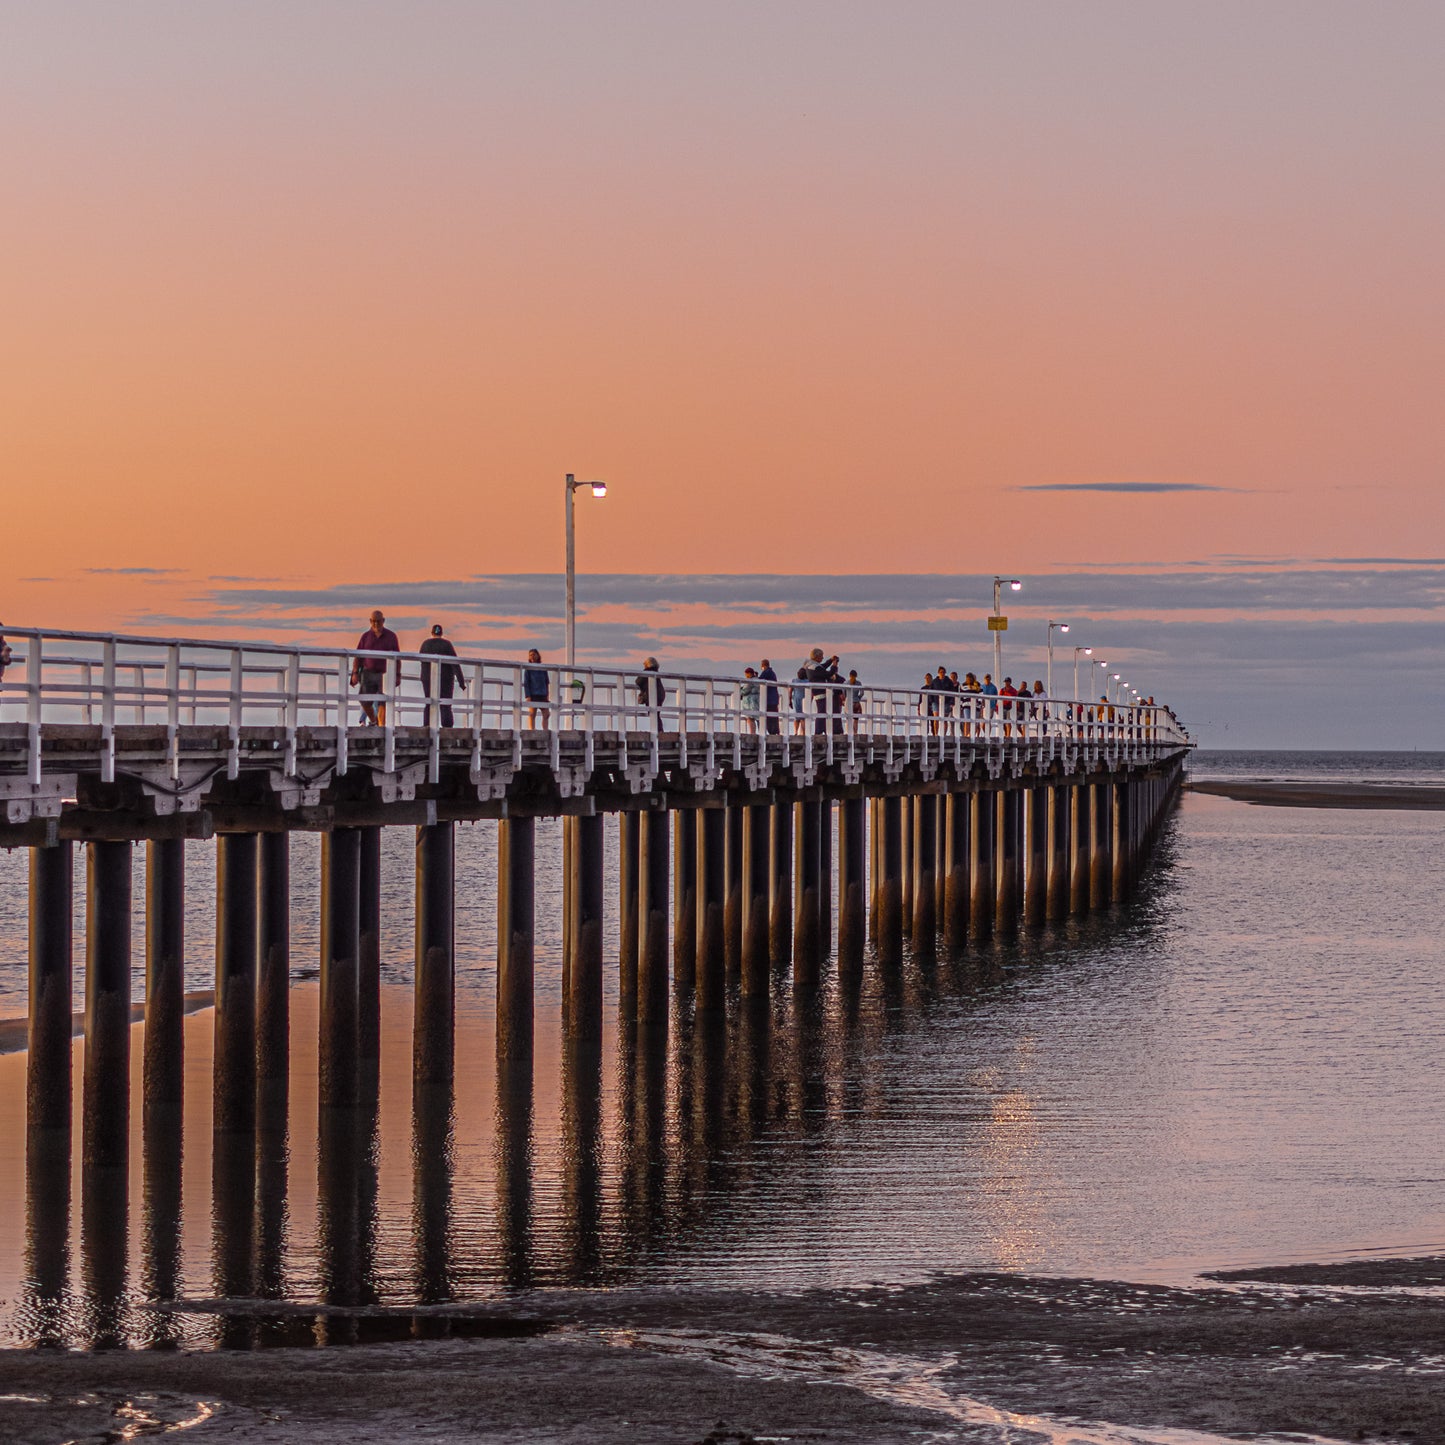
[4,3,1443,745]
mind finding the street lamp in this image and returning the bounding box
[564,473,607,670]
[991,576,1022,683]
[1046,620,1069,698]
[1110,673,1122,703]
[1072,646,1093,702]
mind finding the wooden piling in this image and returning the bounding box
[143,838,185,1124]
[793,798,822,984]
[214,832,258,1134]
[696,809,726,1011]
[496,816,536,1064]
[320,828,361,1109]
[742,803,771,996]
[837,797,867,967]
[943,792,969,949]
[638,808,670,1026]
[724,803,744,974]
[567,814,605,1043]
[1045,784,1070,920]
[618,811,640,998]
[83,840,131,1172]
[415,821,456,1087]
[357,825,382,1065]
[672,808,697,992]
[769,800,792,966]
[877,796,903,964]
[912,793,937,948]
[968,791,994,940]
[28,842,73,1138]
[256,832,290,1113]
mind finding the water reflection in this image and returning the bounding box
[11,800,1444,1345]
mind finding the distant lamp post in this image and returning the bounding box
[564,473,607,671]
[1110,673,1122,703]
[991,576,1023,681]
[1072,646,1093,702]
[1046,620,1069,698]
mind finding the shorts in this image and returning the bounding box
[359,671,384,695]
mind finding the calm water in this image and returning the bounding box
[0,751,1442,1347]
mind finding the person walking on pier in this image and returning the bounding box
[351,610,400,726]
[804,648,838,734]
[523,648,550,729]
[759,659,780,734]
[981,673,998,734]
[636,656,665,730]
[419,624,465,728]
[961,672,981,737]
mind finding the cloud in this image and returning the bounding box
[85,566,183,576]
[1015,482,1237,494]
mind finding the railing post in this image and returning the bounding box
[26,633,43,787]
[101,638,116,783]
[227,649,243,779]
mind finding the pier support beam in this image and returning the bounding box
[638,809,670,1026]
[900,797,914,938]
[144,839,185,1125]
[837,797,867,968]
[769,801,792,967]
[696,810,726,1012]
[1111,779,1131,902]
[742,804,771,997]
[357,826,382,1067]
[876,796,903,964]
[320,829,361,1109]
[911,794,937,948]
[1089,783,1111,909]
[1022,787,1046,926]
[28,841,73,1137]
[672,811,697,993]
[257,832,290,1114]
[415,821,455,1087]
[84,840,132,1172]
[818,800,833,955]
[994,790,1019,934]
[497,816,535,1064]
[214,833,258,1135]
[943,793,969,949]
[724,804,744,974]
[1045,784,1070,920]
[566,815,604,1043]
[1069,782,1090,913]
[968,791,994,940]
[793,798,822,984]
[618,812,639,999]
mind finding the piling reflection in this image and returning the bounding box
[316,1083,380,1342]
[80,1162,128,1350]
[23,1128,70,1348]
[494,1060,533,1289]
[212,1128,256,1348]
[413,1078,455,1317]
[140,1102,183,1349]
[560,1039,602,1283]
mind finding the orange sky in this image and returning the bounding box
[4,3,1443,636]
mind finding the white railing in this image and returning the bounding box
[0,626,1189,787]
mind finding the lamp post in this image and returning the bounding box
[1110,673,1122,703]
[1046,620,1069,698]
[991,576,1022,683]
[564,473,607,670]
[1072,646,1093,702]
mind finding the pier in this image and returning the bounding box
[1,626,1187,1336]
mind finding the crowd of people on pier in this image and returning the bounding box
[343,609,1161,740]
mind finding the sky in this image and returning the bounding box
[3,2,1443,747]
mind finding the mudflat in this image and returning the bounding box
[3,1264,1443,1443]
[1187,779,1445,809]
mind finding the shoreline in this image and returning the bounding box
[1186,779,1445,809]
[3,1262,1442,1443]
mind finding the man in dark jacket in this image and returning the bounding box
[759,659,780,734]
[419,624,464,727]
[635,656,665,730]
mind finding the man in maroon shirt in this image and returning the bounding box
[350,609,400,725]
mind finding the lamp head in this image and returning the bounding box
[1059,623,1069,633]
[1009,579,1022,592]
[591,481,607,498]
[1083,646,1092,655]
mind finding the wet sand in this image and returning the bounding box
[0,989,215,1055]
[1187,779,1445,809]
[4,1263,1443,1443]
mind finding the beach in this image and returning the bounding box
[3,1262,1443,1443]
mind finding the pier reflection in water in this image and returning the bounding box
[9,789,1443,1347]
[3,880,1111,1349]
